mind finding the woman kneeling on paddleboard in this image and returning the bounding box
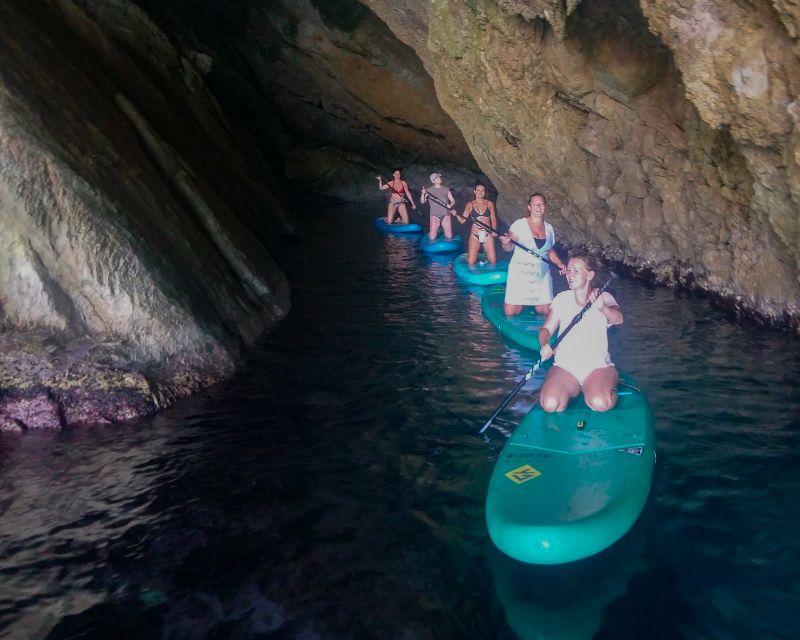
[538,254,623,413]
[456,183,498,265]
[420,172,456,241]
[499,193,566,317]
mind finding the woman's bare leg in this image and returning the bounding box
[429,216,441,240]
[504,303,523,316]
[484,235,497,264]
[441,215,453,239]
[386,203,395,224]
[539,366,580,413]
[467,233,480,264]
[398,204,410,225]
[582,367,619,412]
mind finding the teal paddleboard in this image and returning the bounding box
[420,234,463,253]
[481,285,546,351]
[485,374,655,565]
[373,218,421,234]
[453,253,508,286]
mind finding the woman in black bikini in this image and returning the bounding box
[457,183,498,265]
[376,168,416,225]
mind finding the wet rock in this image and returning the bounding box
[0,389,62,430]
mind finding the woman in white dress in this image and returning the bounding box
[499,193,566,317]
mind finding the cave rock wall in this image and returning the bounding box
[362,0,800,326]
[0,0,293,429]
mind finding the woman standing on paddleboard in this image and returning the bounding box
[538,254,623,413]
[500,193,566,317]
[420,172,456,241]
[456,183,499,265]
[377,169,416,225]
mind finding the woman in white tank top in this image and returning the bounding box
[537,254,623,413]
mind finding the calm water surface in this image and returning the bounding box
[1,205,799,639]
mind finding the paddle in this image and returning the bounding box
[478,272,618,434]
[421,189,457,216]
[425,192,558,268]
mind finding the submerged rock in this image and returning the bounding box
[0,332,230,430]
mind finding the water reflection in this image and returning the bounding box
[0,205,799,638]
[489,521,647,640]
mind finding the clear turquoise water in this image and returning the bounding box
[1,205,799,639]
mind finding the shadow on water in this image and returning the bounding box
[0,203,799,639]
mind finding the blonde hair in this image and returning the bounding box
[568,253,602,286]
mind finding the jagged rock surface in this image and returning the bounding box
[361,0,800,327]
[0,1,293,428]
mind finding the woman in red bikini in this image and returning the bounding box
[376,168,416,225]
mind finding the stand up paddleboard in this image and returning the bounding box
[485,373,655,565]
[420,233,463,253]
[454,254,508,286]
[373,218,422,234]
[481,285,546,351]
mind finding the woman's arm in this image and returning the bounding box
[538,307,559,361]
[548,248,567,274]
[376,175,388,191]
[457,201,473,223]
[402,181,416,208]
[500,219,517,252]
[593,291,623,326]
[488,202,498,236]
[447,189,456,208]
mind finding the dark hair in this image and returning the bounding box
[474,182,486,190]
[568,252,604,286]
[391,167,402,174]
[528,193,547,206]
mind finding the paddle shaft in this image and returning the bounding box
[478,273,617,434]
[425,191,558,269]
[478,362,544,434]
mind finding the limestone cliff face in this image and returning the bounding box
[0,1,293,429]
[361,0,800,327]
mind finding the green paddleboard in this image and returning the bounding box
[485,373,655,565]
[453,253,508,286]
[481,285,547,351]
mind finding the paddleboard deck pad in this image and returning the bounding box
[481,285,546,351]
[373,218,422,234]
[486,373,655,564]
[454,254,508,286]
[420,234,464,253]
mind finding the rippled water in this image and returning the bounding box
[1,205,799,639]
